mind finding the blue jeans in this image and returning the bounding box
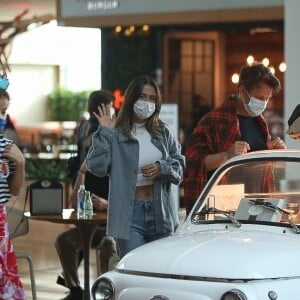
[117,199,168,258]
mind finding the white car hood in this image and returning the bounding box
[117,226,300,279]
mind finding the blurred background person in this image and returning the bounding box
[55,90,117,300]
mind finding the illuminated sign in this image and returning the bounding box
[85,1,119,11]
[59,0,283,17]
[57,0,283,27]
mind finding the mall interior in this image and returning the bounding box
[0,0,300,299]
[0,1,298,149]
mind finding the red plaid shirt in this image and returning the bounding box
[183,95,270,215]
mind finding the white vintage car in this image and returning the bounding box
[92,149,300,300]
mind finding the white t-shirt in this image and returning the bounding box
[132,123,162,186]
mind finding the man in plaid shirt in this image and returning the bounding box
[184,63,286,215]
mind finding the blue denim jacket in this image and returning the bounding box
[86,124,185,240]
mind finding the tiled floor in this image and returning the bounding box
[12,205,186,300]
[13,219,99,300]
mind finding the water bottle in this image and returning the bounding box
[77,184,85,218]
[83,190,93,219]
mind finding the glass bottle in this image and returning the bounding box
[77,184,85,218]
[83,190,93,219]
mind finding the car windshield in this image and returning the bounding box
[192,157,300,230]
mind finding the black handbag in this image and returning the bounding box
[28,179,63,215]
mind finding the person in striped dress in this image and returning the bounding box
[0,89,25,300]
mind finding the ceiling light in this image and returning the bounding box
[246,55,255,65]
[279,62,287,72]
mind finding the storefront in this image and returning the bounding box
[56,0,284,135]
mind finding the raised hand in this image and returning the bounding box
[93,103,116,129]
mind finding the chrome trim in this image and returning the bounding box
[221,289,247,300]
[116,269,300,283]
[91,277,115,300]
[150,296,169,300]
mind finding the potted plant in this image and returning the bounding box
[48,87,90,121]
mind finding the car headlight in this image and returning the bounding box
[91,277,115,300]
[221,289,247,300]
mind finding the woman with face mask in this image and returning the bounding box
[86,75,185,258]
[184,63,286,215]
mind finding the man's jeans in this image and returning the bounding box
[117,199,168,258]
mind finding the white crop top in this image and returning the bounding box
[132,123,162,186]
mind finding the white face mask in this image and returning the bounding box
[133,99,156,120]
[244,92,268,117]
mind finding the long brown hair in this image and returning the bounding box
[116,75,163,138]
